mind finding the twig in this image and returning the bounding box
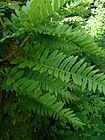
[19,34,30,48]
[0,54,12,62]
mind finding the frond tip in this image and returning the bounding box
[22,93,84,127]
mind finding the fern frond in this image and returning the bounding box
[3,65,77,103]
[29,50,105,94]
[10,49,105,95]
[25,0,105,58]
[10,50,105,95]
[28,0,69,25]
[32,71,77,102]
[39,22,105,58]
[11,49,105,95]
[20,93,84,127]
[3,70,83,128]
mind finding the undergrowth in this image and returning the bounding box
[0,0,105,140]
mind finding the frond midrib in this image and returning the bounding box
[29,95,82,125]
[37,63,105,89]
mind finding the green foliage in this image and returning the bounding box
[0,0,105,140]
[84,0,105,44]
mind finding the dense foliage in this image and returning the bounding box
[0,0,105,140]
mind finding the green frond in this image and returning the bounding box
[20,93,84,127]
[39,22,105,58]
[1,0,105,138]
[9,47,105,95]
[9,49,105,95]
[2,70,83,128]
[3,65,77,103]
[10,49,105,94]
[28,0,69,25]
[28,50,105,94]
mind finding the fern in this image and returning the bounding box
[3,46,105,129]
[3,67,83,128]
[20,94,83,128]
[11,49,105,94]
[38,22,105,58]
[1,0,105,138]
[5,67,76,102]
[25,93,83,126]
[26,0,105,58]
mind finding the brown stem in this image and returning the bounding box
[19,34,30,48]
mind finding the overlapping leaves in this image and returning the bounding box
[16,49,105,94]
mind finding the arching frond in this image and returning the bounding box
[16,50,105,94]
[39,22,105,58]
[2,68,83,128]
[20,93,84,127]
[3,65,77,103]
